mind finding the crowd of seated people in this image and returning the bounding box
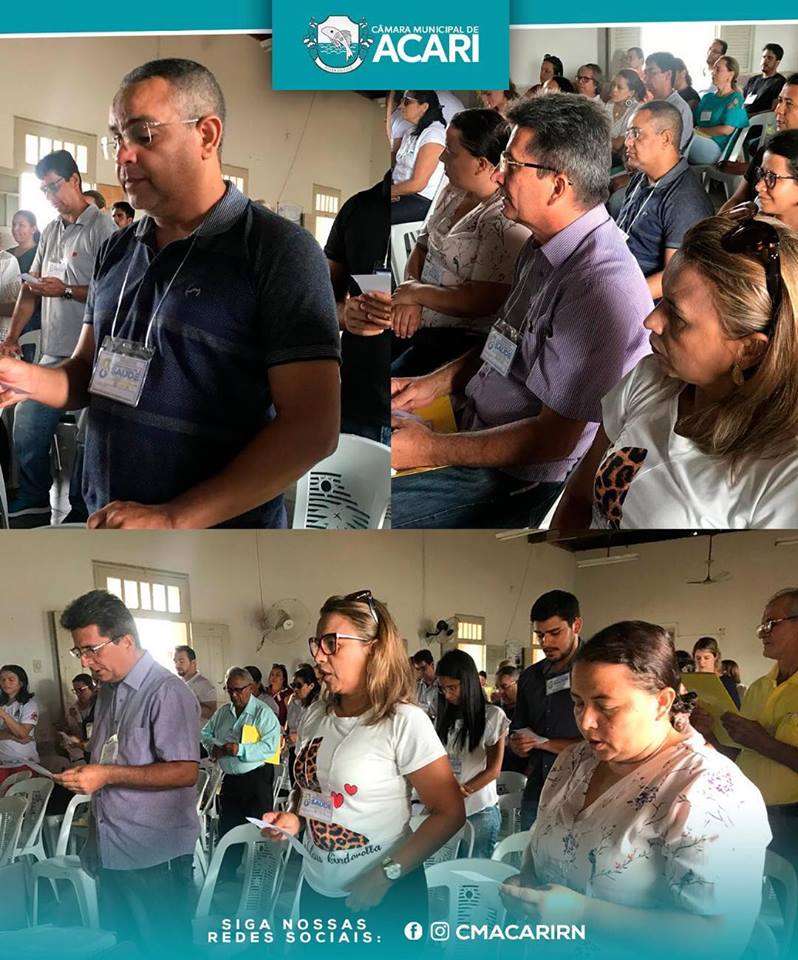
[387,40,798,529]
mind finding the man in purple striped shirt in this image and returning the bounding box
[391,94,653,529]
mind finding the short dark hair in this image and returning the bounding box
[542,54,564,76]
[764,43,784,61]
[112,200,135,219]
[174,645,196,661]
[633,100,684,150]
[245,665,263,685]
[118,58,226,126]
[496,664,519,681]
[646,51,677,87]
[786,74,798,87]
[411,649,434,666]
[449,108,511,166]
[35,149,81,187]
[60,590,139,646]
[764,130,798,180]
[627,46,644,60]
[72,673,95,688]
[617,68,647,102]
[0,665,34,705]
[713,38,728,55]
[83,189,106,209]
[530,590,580,624]
[506,94,611,206]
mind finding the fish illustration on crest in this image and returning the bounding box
[304,15,372,74]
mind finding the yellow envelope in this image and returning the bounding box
[393,396,458,478]
[682,672,740,748]
[241,724,260,744]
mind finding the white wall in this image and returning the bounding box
[0,34,387,217]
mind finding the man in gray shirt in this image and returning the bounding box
[392,95,652,528]
[54,590,199,952]
[643,52,695,152]
[2,150,116,525]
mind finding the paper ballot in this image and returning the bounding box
[682,672,740,748]
[352,273,391,295]
[23,761,55,779]
[245,817,312,860]
[512,727,549,744]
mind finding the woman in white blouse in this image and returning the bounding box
[435,649,508,857]
[392,108,531,375]
[501,621,771,959]
[552,213,798,529]
[391,90,447,225]
[262,591,464,945]
[0,664,40,782]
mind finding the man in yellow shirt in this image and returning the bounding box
[721,588,798,876]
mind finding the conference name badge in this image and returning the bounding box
[89,335,154,407]
[98,733,119,765]
[299,788,334,823]
[481,319,520,377]
[546,673,571,696]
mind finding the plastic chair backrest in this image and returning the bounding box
[54,793,91,857]
[496,772,526,796]
[390,220,424,284]
[497,790,523,833]
[18,330,42,365]
[6,777,54,853]
[195,768,210,815]
[0,797,28,866]
[491,829,533,864]
[292,434,390,530]
[425,858,518,928]
[410,815,475,865]
[195,822,287,920]
[764,849,798,956]
[0,770,32,798]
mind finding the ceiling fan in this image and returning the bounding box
[686,535,731,585]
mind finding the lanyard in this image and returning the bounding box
[109,682,134,737]
[109,232,201,348]
[617,177,658,235]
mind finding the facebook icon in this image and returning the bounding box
[403,921,424,941]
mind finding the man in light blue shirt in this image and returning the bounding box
[201,666,280,872]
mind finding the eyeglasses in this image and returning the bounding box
[291,681,307,691]
[721,213,783,334]
[576,74,595,83]
[344,589,379,626]
[401,96,418,106]
[754,166,798,191]
[756,615,798,637]
[308,633,372,657]
[226,684,252,695]
[497,151,560,176]
[40,177,66,196]
[69,637,117,660]
[100,118,200,159]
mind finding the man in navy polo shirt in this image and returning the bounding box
[618,100,714,300]
[0,59,341,528]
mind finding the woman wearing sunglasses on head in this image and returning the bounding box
[391,91,447,225]
[392,109,531,376]
[552,213,798,529]
[261,591,464,944]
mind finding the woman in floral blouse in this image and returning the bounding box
[501,621,771,959]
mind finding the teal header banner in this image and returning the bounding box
[272,2,509,90]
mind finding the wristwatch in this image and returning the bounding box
[63,286,74,300]
[381,856,402,881]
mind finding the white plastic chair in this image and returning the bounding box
[496,772,526,797]
[195,763,223,878]
[193,823,288,940]
[491,829,533,866]
[18,329,42,365]
[7,776,53,862]
[410,814,475,866]
[761,849,798,958]
[292,434,390,529]
[497,790,523,837]
[0,796,28,867]
[0,770,32,797]
[31,793,98,927]
[425,857,518,930]
[390,220,424,285]
[272,761,290,811]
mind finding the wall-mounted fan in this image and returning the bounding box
[255,599,310,652]
[686,536,731,585]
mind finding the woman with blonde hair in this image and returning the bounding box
[261,590,464,943]
[692,636,741,707]
[688,55,749,165]
[552,213,798,528]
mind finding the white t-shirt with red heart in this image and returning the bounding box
[294,699,447,897]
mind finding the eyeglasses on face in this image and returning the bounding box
[401,96,419,106]
[497,151,559,176]
[756,614,798,637]
[721,213,783,335]
[754,166,798,191]
[100,118,200,159]
[40,177,66,196]
[344,589,379,626]
[69,636,118,660]
[308,633,372,658]
[226,683,252,695]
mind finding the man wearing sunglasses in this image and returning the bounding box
[1,150,116,527]
[720,73,798,213]
[0,58,341,530]
[718,589,798,932]
[392,95,652,528]
[51,589,200,952]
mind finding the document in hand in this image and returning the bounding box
[681,672,740,748]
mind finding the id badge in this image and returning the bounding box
[481,320,519,377]
[299,788,334,823]
[448,755,463,778]
[546,673,571,696]
[46,260,67,283]
[744,93,757,105]
[98,734,119,765]
[89,335,154,407]
[700,111,712,122]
